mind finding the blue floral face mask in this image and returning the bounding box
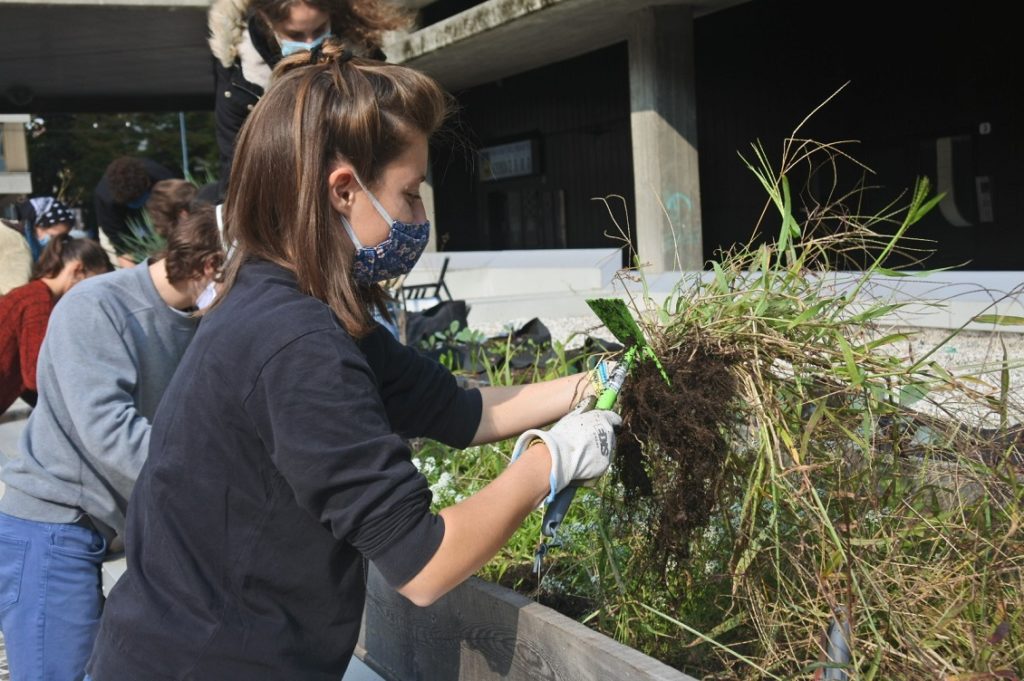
[340,175,430,286]
[279,29,331,57]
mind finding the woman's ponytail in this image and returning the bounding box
[31,236,113,280]
[272,36,356,77]
[31,234,70,279]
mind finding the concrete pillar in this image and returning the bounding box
[1,117,30,172]
[628,6,702,271]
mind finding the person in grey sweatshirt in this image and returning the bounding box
[0,206,224,681]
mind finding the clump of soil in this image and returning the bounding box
[615,337,745,563]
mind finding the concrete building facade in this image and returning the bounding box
[390,0,1021,271]
[1,0,1019,271]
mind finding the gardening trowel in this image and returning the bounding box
[534,298,670,576]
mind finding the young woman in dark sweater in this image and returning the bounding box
[87,41,620,680]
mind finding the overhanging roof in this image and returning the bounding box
[385,0,747,92]
[0,0,744,112]
[0,0,213,112]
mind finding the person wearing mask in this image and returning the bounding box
[93,156,176,265]
[0,207,224,681]
[0,237,112,417]
[86,44,620,680]
[208,0,407,197]
[14,197,77,262]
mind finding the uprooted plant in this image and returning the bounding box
[411,100,1023,679]
[603,125,1024,678]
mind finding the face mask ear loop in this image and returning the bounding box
[351,173,397,227]
[215,203,226,246]
[216,203,238,264]
[340,214,365,250]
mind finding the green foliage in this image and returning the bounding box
[414,130,1024,679]
[120,212,167,264]
[621,135,1023,677]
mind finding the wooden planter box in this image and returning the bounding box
[357,565,698,681]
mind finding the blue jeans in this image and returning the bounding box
[0,511,107,681]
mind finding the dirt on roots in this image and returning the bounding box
[615,338,745,564]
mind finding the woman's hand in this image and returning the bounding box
[510,409,621,502]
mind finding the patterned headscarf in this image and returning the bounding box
[36,200,76,228]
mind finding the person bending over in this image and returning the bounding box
[94,156,176,265]
[0,236,112,417]
[0,207,224,681]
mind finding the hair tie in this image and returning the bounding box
[337,48,354,65]
[309,43,326,64]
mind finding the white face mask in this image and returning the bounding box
[196,281,218,310]
[277,27,332,56]
[195,203,233,311]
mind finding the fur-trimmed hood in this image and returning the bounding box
[210,0,399,70]
[209,0,274,90]
[208,0,252,69]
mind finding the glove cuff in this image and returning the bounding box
[510,429,552,462]
[510,429,560,503]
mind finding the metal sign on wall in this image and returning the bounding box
[479,139,538,181]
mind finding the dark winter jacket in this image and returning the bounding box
[210,6,279,198]
[208,0,385,199]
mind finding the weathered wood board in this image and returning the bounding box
[357,565,698,681]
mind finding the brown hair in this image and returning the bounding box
[162,205,225,286]
[32,236,113,280]
[217,39,451,336]
[251,0,410,53]
[104,157,153,205]
[146,179,199,238]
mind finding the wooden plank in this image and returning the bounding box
[357,565,697,681]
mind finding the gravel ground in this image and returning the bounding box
[884,326,1024,424]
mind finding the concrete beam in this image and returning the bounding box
[1,121,29,170]
[385,0,740,92]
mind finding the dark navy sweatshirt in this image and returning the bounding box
[88,259,481,680]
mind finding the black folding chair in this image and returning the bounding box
[399,256,452,309]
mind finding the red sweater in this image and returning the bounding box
[0,278,55,414]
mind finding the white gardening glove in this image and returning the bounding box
[510,409,621,503]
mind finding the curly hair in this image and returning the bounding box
[162,205,224,286]
[104,157,153,205]
[146,180,199,238]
